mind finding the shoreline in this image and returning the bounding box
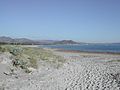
[22,45,120,55]
[54,48,120,55]
[3,44,120,55]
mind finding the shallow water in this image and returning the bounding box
[41,44,120,53]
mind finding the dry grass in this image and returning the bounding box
[108,60,120,62]
[0,45,65,72]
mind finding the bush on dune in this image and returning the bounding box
[0,45,66,73]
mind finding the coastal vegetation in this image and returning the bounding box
[0,45,65,73]
[108,59,120,62]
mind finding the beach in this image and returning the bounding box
[0,47,120,90]
[1,0,120,89]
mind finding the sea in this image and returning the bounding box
[41,43,120,53]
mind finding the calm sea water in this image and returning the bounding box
[41,44,120,53]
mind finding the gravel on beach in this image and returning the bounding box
[0,51,120,90]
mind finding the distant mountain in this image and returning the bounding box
[111,43,120,45]
[35,40,58,45]
[1,36,119,45]
[53,40,80,45]
[0,36,80,45]
[0,36,35,45]
[0,36,14,43]
[13,38,35,44]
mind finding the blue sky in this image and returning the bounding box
[0,0,120,43]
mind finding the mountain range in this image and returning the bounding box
[0,36,80,45]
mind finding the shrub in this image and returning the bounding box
[25,68,32,73]
[1,45,66,72]
[10,47,23,56]
[0,46,10,52]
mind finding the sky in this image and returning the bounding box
[0,0,120,43]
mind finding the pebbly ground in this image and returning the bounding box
[0,51,120,90]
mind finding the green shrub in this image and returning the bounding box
[25,68,32,73]
[10,47,23,56]
[12,59,20,67]
[0,46,10,52]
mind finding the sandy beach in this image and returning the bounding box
[0,47,120,90]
